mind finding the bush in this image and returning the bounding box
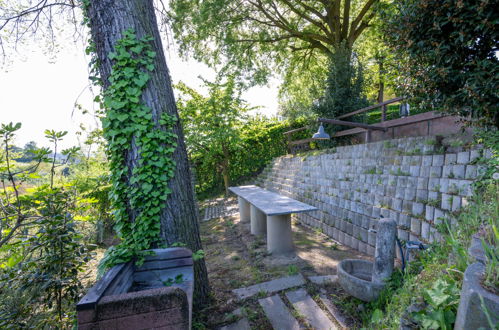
[385,0,499,127]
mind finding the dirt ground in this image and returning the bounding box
[196,199,371,329]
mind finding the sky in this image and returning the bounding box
[0,37,279,151]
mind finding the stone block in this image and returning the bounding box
[344,234,352,248]
[351,237,359,250]
[412,202,425,216]
[417,177,428,190]
[430,166,442,177]
[441,193,453,211]
[358,241,367,254]
[359,228,368,242]
[399,213,410,227]
[391,198,403,212]
[368,231,376,245]
[432,155,444,166]
[395,187,405,199]
[434,208,446,224]
[404,187,416,201]
[452,196,462,211]
[452,165,466,179]
[442,165,452,178]
[445,153,457,165]
[469,149,481,162]
[410,218,421,236]
[422,155,433,166]
[428,190,439,201]
[367,245,375,257]
[457,151,470,164]
[465,165,477,180]
[428,178,440,191]
[416,189,428,202]
[402,200,413,213]
[397,229,409,241]
[419,166,431,177]
[425,206,435,221]
[421,221,430,240]
[409,166,420,177]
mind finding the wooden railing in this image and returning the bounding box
[283,97,446,153]
[336,96,404,121]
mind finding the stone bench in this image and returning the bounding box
[229,185,317,255]
[77,248,193,329]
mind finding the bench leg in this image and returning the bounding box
[267,214,294,255]
[238,197,250,223]
[250,205,267,236]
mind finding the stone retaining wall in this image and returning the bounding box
[255,136,485,257]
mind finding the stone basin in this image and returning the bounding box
[337,259,385,302]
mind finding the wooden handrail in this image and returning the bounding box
[289,138,315,146]
[336,96,405,119]
[318,118,387,131]
[283,126,309,135]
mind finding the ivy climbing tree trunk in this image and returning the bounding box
[85,0,209,305]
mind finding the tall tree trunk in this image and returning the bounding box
[86,0,209,305]
[377,59,384,104]
[221,143,230,196]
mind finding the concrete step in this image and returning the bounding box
[319,294,349,330]
[232,274,306,300]
[259,295,301,330]
[286,288,337,330]
[219,318,251,330]
[308,275,338,285]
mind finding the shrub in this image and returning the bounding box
[385,0,499,127]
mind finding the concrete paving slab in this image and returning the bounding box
[219,318,251,330]
[259,295,300,330]
[286,288,337,330]
[232,274,306,300]
[319,294,348,329]
[308,275,338,285]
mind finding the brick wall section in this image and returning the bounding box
[78,287,189,330]
[255,136,485,257]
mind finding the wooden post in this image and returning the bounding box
[381,105,387,122]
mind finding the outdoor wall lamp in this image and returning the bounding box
[312,123,331,140]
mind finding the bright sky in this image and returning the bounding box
[0,38,279,150]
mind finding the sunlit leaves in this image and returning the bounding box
[98,29,177,268]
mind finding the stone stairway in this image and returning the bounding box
[221,274,347,330]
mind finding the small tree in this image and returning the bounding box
[176,78,250,195]
[385,0,499,127]
[314,47,369,120]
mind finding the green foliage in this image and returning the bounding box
[313,47,369,120]
[98,29,177,268]
[412,278,460,330]
[0,123,91,328]
[170,0,384,119]
[177,79,310,197]
[287,264,299,276]
[163,274,184,287]
[361,132,499,329]
[176,77,248,194]
[385,0,499,127]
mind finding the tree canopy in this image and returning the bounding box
[169,0,384,87]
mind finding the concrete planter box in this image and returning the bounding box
[454,262,499,330]
[455,236,498,329]
[77,248,193,330]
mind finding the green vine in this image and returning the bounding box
[97,29,177,267]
